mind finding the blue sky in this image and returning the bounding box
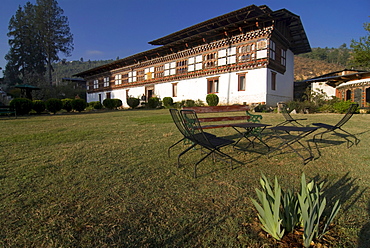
[1,0,369,77]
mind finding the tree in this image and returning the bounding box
[5,0,73,88]
[5,3,45,86]
[36,0,74,85]
[350,22,370,69]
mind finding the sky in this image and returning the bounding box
[0,0,369,77]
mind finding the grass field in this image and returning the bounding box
[1,109,369,247]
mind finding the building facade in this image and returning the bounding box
[75,5,310,107]
[306,69,370,107]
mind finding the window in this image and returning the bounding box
[165,62,176,76]
[188,55,202,72]
[238,73,246,91]
[115,75,122,85]
[103,77,110,87]
[204,52,217,68]
[238,43,255,62]
[269,40,276,60]
[172,83,178,97]
[218,47,236,66]
[176,60,187,74]
[256,38,268,59]
[207,77,219,94]
[106,92,111,99]
[93,79,99,89]
[145,67,155,80]
[271,72,276,91]
[155,65,164,78]
[281,49,286,66]
[128,71,137,83]
[346,90,352,101]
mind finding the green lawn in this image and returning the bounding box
[1,110,369,247]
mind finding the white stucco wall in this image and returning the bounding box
[311,82,336,98]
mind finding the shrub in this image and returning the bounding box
[89,101,103,110]
[10,98,33,115]
[184,99,195,107]
[127,97,140,109]
[162,97,174,108]
[45,98,63,114]
[32,100,45,114]
[103,98,122,110]
[61,98,73,112]
[206,94,219,106]
[148,97,160,109]
[333,100,357,114]
[72,98,87,112]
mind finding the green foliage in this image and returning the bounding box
[126,97,140,109]
[162,97,174,108]
[251,173,341,247]
[206,94,219,106]
[254,104,268,113]
[45,98,63,114]
[350,22,370,69]
[298,44,350,67]
[251,175,284,240]
[103,98,122,110]
[61,98,73,112]
[32,100,45,114]
[333,100,358,114]
[10,98,33,115]
[89,101,103,110]
[148,97,160,109]
[71,98,87,112]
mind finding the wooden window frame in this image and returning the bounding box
[271,72,277,91]
[238,73,247,91]
[172,83,178,97]
[207,77,219,94]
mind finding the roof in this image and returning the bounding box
[75,4,310,78]
[303,69,370,87]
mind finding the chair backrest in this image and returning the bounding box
[180,109,213,147]
[278,103,294,121]
[336,103,358,128]
[246,110,262,123]
[169,109,189,137]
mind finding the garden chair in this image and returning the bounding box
[277,103,307,126]
[180,109,236,178]
[312,103,360,148]
[168,109,215,158]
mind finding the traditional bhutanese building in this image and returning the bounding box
[74,4,311,107]
[305,69,370,107]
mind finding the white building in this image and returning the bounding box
[75,5,311,107]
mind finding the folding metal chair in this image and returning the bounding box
[277,103,307,126]
[168,109,216,157]
[313,103,360,147]
[180,109,236,178]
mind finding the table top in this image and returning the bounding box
[269,126,318,132]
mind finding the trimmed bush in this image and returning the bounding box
[32,100,45,114]
[206,94,219,106]
[10,98,33,115]
[72,98,87,112]
[127,97,140,109]
[185,99,195,107]
[89,101,103,110]
[162,97,174,108]
[333,100,357,114]
[61,98,73,112]
[148,97,160,109]
[45,98,63,114]
[103,98,122,110]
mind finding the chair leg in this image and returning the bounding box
[168,138,185,157]
[177,143,196,168]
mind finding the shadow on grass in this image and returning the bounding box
[313,172,368,246]
[358,201,370,247]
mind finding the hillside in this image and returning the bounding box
[294,56,344,81]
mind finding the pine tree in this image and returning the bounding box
[36,0,74,85]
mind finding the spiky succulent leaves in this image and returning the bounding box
[298,174,327,247]
[281,188,299,233]
[319,199,341,238]
[251,175,284,240]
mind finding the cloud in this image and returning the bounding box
[86,50,104,55]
